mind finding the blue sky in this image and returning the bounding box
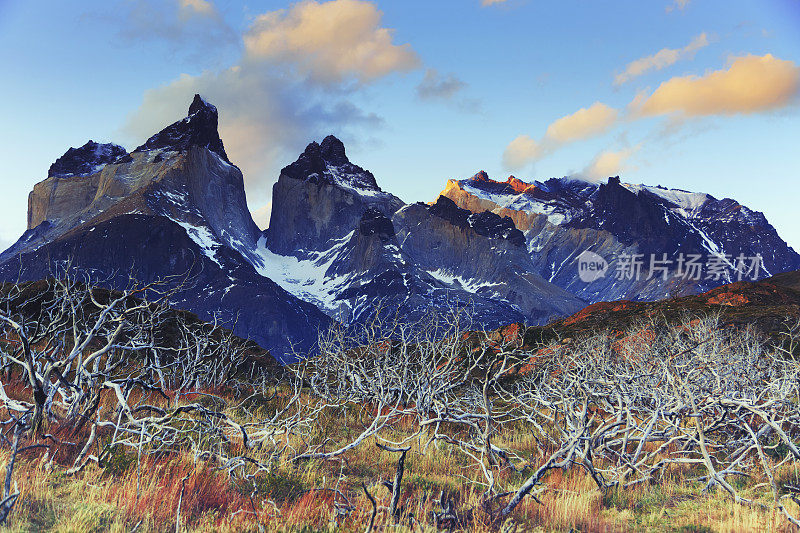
[0,0,798,251]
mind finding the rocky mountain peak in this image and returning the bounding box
[505,176,538,194]
[320,135,349,166]
[461,172,544,199]
[133,94,229,163]
[281,136,380,191]
[472,170,491,182]
[188,93,216,116]
[48,140,128,179]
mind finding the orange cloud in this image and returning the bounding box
[637,54,800,117]
[615,33,709,86]
[502,135,541,171]
[583,146,639,180]
[502,102,619,170]
[243,0,420,84]
[545,102,618,143]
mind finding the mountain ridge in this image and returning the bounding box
[440,171,800,302]
[2,95,799,361]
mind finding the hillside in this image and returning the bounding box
[509,270,800,351]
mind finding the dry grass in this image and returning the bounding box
[0,394,797,533]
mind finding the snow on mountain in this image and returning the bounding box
[439,172,800,302]
[4,94,797,361]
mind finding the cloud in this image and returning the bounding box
[635,54,800,117]
[614,33,709,86]
[665,0,690,13]
[481,0,508,5]
[416,69,467,100]
[243,0,419,84]
[544,102,618,143]
[125,0,414,211]
[502,102,620,171]
[117,0,236,53]
[179,0,215,16]
[502,135,541,171]
[583,146,639,180]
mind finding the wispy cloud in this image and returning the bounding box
[545,102,618,143]
[502,102,619,171]
[502,135,541,171]
[665,0,690,13]
[634,53,800,117]
[116,0,237,56]
[614,33,709,86]
[416,69,466,100]
[582,145,640,181]
[481,0,508,6]
[503,52,800,173]
[178,0,215,16]
[415,68,480,112]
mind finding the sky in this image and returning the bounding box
[0,0,799,251]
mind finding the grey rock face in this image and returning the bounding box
[266,137,403,256]
[428,196,526,247]
[393,201,584,323]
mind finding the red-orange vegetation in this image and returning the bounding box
[109,457,248,527]
[562,301,635,326]
[281,489,335,526]
[707,292,750,306]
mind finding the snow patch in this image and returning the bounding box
[427,268,501,294]
[172,220,222,265]
[250,233,356,313]
[460,182,568,225]
[624,183,711,218]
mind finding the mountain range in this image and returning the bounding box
[2,95,798,361]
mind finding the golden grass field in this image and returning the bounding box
[0,380,798,533]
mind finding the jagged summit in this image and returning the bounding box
[320,135,349,166]
[134,94,229,162]
[281,135,380,192]
[471,170,491,182]
[48,140,127,179]
[188,93,217,116]
[429,196,526,247]
[468,171,544,193]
